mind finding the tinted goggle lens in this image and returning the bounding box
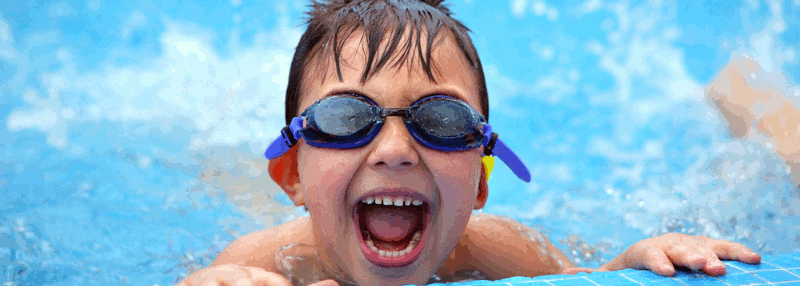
[410,98,485,150]
[301,95,483,149]
[303,96,378,138]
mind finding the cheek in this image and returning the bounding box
[297,146,362,226]
[298,147,359,194]
[427,150,482,208]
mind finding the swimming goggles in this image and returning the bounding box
[264,94,531,182]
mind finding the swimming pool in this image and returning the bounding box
[2,0,799,285]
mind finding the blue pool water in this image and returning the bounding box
[2,0,800,285]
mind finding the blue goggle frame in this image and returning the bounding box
[265,94,531,182]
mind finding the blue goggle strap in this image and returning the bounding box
[481,125,531,182]
[264,117,304,159]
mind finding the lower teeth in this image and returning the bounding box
[366,230,423,257]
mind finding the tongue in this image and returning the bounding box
[361,204,421,242]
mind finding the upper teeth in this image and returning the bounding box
[361,196,423,206]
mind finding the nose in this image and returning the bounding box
[366,117,420,171]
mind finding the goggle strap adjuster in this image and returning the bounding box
[483,132,499,156]
[281,126,298,147]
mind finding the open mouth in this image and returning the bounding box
[353,194,431,267]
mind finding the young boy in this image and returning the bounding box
[177,0,761,285]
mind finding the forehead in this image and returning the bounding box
[298,28,481,112]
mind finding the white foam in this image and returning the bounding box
[6,17,302,154]
[0,14,16,62]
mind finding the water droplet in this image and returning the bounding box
[637,200,644,207]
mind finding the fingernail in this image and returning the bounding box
[709,261,724,268]
[661,264,675,275]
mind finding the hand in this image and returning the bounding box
[561,233,761,277]
[175,264,339,286]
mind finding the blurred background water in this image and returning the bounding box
[1,0,799,285]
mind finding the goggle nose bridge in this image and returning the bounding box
[378,108,412,119]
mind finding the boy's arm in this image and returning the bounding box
[177,217,325,286]
[452,213,573,279]
[212,216,315,271]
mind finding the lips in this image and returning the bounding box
[353,189,433,268]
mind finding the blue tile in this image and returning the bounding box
[538,274,578,281]
[586,274,642,286]
[765,257,800,269]
[524,275,550,281]
[679,276,730,286]
[721,263,744,275]
[589,271,629,279]
[716,273,767,285]
[547,277,597,286]
[614,268,640,274]
[624,270,673,282]
[672,268,701,279]
[732,261,778,271]
[440,253,800,286]
[510,282,552,286]
[675,271,714,280]
[754,270,800,283]
[499,276,533,283]
[640,279,687,286]
[467,280,502,286]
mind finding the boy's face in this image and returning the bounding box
[293,30,485,285]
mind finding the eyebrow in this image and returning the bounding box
[321,86,470,107]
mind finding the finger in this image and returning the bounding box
[240,267,291,286]
[681,239,727,276]
[663,242,707,271]
[635,245,676,276]
[309,279,340,286]
[690,246,726,276]
[213,264,251,283]
[710,239,761,264]
[230,279,254,286]
[186,271,222,286]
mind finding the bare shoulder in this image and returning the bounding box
[212,216,314,272]
[459,213,572,278]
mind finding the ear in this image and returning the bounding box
[268,145,305,206]
[474,163,489,210]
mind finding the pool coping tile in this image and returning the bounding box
[716,272,768,285]
[434,252,800,286]
[752,269,800,283]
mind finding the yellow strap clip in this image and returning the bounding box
[481,155,495,180]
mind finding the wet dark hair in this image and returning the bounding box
[284,0,489,124]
